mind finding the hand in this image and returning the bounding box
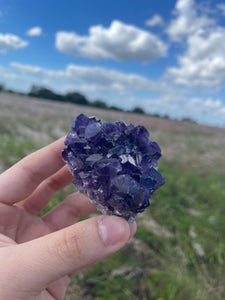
[0,138,136,300]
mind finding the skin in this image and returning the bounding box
[0,137,136,300]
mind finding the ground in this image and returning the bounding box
[1,92,225,300]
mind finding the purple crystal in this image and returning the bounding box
[62,114,165,223]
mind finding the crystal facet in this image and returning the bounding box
[62,114,165,223]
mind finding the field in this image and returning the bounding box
[0,92,225,300]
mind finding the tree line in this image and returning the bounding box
[28,85,147,114]
[0,83,197,122]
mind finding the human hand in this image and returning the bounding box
[0,138,136,300]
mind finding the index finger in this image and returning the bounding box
[0,137,66,205]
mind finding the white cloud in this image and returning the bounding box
[0,33,28,53]
[143,95,225,126]
[10,61,161,93]
[167,0,214,41]
[26,26,43,37]
[165,0,225,90]
[145,15,164,27]
[0,65,19,80]
[167,25,225,89]
[55,20,168,62]
[217,4,225,16]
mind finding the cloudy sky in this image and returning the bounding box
[1,0,225,126]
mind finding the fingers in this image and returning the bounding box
[0,233,17,248]
[20,166,73,215]
[42,192,97,231]
[8,215,136,292]
[46,276,71,300]
[0,137,66,205]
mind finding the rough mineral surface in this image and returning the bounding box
[62,114,165,223]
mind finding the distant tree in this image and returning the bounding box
[182,117,197,124]
[109,105,123,111]
[28,84,114,109]
[29,85,40,95]
[65,92,89,106]
[6,89,15,94]
[152,113,160,118]
[29,85,64,102]
[132,106,145,114]
[91,99,108,109]
[0,83,5,91]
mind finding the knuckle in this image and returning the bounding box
[64,195,82,218]
[20,162,42,188]
[57,229,83,263]
[46,176,61,193]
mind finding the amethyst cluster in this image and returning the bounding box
[62,114,165,223]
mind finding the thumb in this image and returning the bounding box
[12,215,136,291]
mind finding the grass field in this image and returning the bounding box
[0,92,225,300]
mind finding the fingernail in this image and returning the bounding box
[98,216,130,246]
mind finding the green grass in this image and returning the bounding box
[0,134,36,167]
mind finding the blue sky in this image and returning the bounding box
[1,0,225,126]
